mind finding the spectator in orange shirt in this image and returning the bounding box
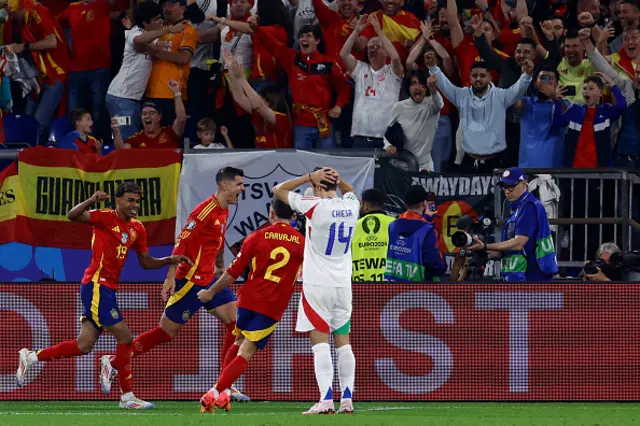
[227,52,293,149]
[4,0,70,140]
[58,0,114,142]
[58,109,103,154]
[146,0,198,126]
[114,80,186,149]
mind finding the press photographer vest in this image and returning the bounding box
[351,213,394,282]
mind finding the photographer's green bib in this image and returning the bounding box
[351,213,394,282]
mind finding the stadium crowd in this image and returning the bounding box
[0,0,638,171]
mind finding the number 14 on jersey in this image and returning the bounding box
[325,222,353,256]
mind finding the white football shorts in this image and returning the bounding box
[296,283,352,334]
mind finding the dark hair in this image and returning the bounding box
[133,0,162,28]
[298,24,322,42]
[470,60,489,72]
[516,37,536,49]
[536,64,560,81]
[271,197,294,220]
[621,0,640,9]
[403,69,429,95]
[564,27,581,41]
[312,167,337,191]
[216,167,244,184]
[361,188,386,209]
[259,84,290,116]
[70,109,90,128]
[585,75,605,89]
[258,0,294,47]
[116,182,143,198]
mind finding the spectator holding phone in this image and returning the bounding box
[58,109,102,155]
[552,72,627,167]
[557,28,595,105]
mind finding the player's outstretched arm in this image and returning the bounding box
[137,252,193,270]
[67,191,109,223]
[197,271,236,303]
[273,168,338,204]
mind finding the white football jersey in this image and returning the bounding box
[288,192,360,288]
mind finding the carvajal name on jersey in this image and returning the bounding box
[264,232,301,244]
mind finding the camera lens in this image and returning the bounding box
[452,231,474,248]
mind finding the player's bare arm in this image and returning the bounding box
[67,191,109,223]
[136,252,193,270]
[197,272,236,303]
[335,174,355,195]
[273,168,338,204]
[162,265,178,302]
[215,250,225,277]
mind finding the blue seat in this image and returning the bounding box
[102,144,115,156]
[48,116,73,145]
[3,114,40,146]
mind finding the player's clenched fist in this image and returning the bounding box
[197,289,213,303]
[92,191,109,203]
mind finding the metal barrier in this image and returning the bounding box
[493,169,640,269]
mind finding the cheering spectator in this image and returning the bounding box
[4,0,69,139]
[107,3,180,140]
[607,0,639,53]
[252,22,351,149]
[429,59,534,173]
[515,67,567,168]
[57,0,113,142]
[341,14,403,150]
[227,52,292,149]
[193,119,233,149]
[558,29,595,105]
[383,68,443,171]
[113,80,186,149]
[552,73,627,168]
[207,0,255,74]
[313,0,362,67]
[58,109,102,154]
[358,0,421,64]
[146,0,197,126]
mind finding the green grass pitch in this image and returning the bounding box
[2,401,640,425]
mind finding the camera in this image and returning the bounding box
[584,251,640,280]
[451,215,495,281]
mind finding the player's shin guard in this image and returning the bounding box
[131,327,172,358]
[36,341,84,361]
[215,355,249,393]
[312,342,334,401]
[220,322,236,368]
[336,344,355,400]
[111,343,133,394]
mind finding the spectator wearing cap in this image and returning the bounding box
[113,80,185,149]
[385,185,446,283]
[58,109,102,154]
[145,0,197,126]
[469,167,558,282]
[57,0,114,142]
[3,0,69,140]
[106,1,176,140]
[351,188,395,283]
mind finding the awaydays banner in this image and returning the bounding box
[0,147,181,249]
[3,282,640,401]
[178,151,375,261]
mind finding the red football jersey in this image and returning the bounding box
[253,111,292,149]
[173,195,229,286]
[227,222,304,320]
[126,127,180,149]
[82,209,149,290]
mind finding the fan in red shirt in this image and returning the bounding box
[252,22,351,149]
[250,0,292,86]
[59,109,103,154]
[227,52,293,149]
[106,168,250,401]
[113,81,186,150]
[312,0,364,69]
[199,198,304,413]
[14,182,190,409]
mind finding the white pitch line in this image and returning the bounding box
[0,407,419,416]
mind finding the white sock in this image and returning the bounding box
[29,352,39,364]
[312,343,333,401]
[336,344,355,400]
[121,392,133,401]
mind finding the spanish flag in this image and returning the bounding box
[368,10,421,62]
[0,147,182,249]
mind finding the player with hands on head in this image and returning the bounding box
[15,183,191,409]
[274,167,360,414]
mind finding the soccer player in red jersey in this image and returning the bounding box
[198,198,304,413]
[101,168,249,399]
[15,182,191,409]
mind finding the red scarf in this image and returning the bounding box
[614,49,636,79]
[398,211,428,222]
[224,12,252,42]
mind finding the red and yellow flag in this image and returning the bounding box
[0,147,181,249]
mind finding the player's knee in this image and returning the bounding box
[77,340,94,354]
[115,329,134,344]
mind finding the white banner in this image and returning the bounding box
[177,150,376,261]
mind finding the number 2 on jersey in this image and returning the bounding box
[264,247,291,283]
[325,222,353,255]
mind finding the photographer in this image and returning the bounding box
[468,167,558,282]
[583,242,623,281]
[385,186,446,282]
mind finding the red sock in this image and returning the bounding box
[223,344,240,369]
[131,327,172,358]
[215,355,249,393]
[36,341,83,362]
[111,342,133,394]
[220,322,236,369]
